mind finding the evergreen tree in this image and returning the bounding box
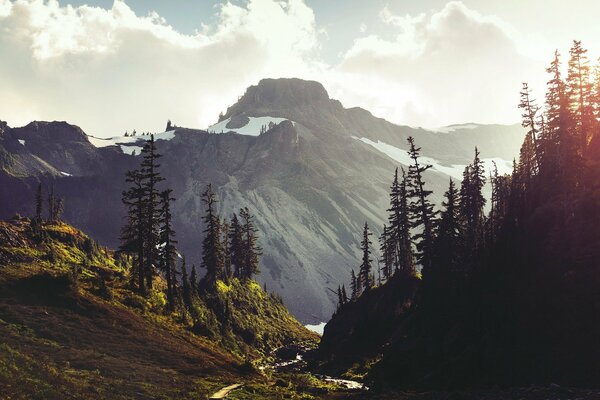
[406,137,436,274]
[120,169,146,293]
[433,179,462,277]
[341,285,348,304]
[379,225,394,281]
[200,184,224,286]
[239,207,261,280]
[35,183,43,221]
[518,82,541,169]
[387,168,414,275]
[47,184,55,222]
[221,219,232,281]
[350,269,360,300]
[140,135,164,290]
[460,148,486,258]
[190,264,198,298]
[229,213,244,278]
[358,222,374,291]
[566,40,594,153]
[180,256,192,309]
[159,189,178,311]
[337,285,344,309]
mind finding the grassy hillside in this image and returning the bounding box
[0,216,328,399]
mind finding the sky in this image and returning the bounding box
[1,0,600,137]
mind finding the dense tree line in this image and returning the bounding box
[333,41,600,387]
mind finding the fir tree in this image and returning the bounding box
[180,256,192,309]
[386,168,414,275]
[350,269,360,300]
[229,213,244,278]
[221,219,232,281]
[190,264,198,298]
[341,285,348,304]
[120,169,146,293]
[566,40,594,153]
[159,189,178,311]
[35,183,43,221]
[406,137,436,274]
[518,82,541,169]
[47,184,55,222]
[239,207,261,280]
[358,222,374,291]
[200,184,224,286]
[433,179,462,277]
[140,134,164,290]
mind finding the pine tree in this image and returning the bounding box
[159,189,177,311]
[120,169,146,293]
[518,82,541,169]
[190,264,198,298]
[239,207,261,280]
[433,179,462,276]
[341,285,348,304]
[180,256,192,309]
[379,225,394,281]
[221,219,232,281]
[47,184,55,222]
[350,269,359,300]
[566,40,594,153]
[140,135,164,290]
[460,148,487,258]
[200,184,224,286]
[229,213,244,278]
[337,285,344,309]
[358,222,374,291]
[386,168,414,275]
[406,137,436,274]
[35,183,43,221]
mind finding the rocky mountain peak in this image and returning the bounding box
[13,121,89,144]
[221,78,340,122]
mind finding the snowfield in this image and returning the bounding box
[87,130,176,149]
[357,137,513,179]
[208,116,291,136]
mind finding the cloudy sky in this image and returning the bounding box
[1,0,599,137]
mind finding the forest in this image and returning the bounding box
[321,40,600,390]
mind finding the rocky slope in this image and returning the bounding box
[0,78,524,323]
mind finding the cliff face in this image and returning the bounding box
[0,78,524,323]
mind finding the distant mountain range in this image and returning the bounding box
[0,78,524,323]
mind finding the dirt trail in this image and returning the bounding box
[208,383,244,399]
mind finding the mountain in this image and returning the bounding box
[0,78,524,324]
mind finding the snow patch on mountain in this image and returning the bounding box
[18,139,25,146]
[305,322,326,335]
[120,145,144,155]
[357,137,513,179]
[207,116,291,136]
[434,123,480,133]
[87,130,176,149]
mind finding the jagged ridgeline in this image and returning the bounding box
[0,135,318,399]
[318,40,600,390]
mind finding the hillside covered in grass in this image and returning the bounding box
[0,216,322,399]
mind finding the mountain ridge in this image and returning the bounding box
[0,77,524,323]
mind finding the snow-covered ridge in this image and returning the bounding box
[87,130,176,149]
[357,137,513,179]
[208,116,292,136]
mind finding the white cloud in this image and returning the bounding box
[0,0,322,136]
[0,0,542,135]
[329,1,540,128]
